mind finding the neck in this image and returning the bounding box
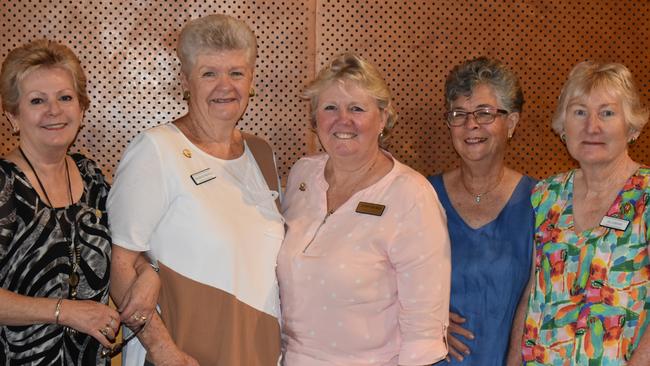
[578,154,638,194]
[176,115,242,159]
[181,113,235,143]
[18,143,68,173]
[459,159,506,191]
[326,150,384,187]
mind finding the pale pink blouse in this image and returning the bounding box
[277,153,450,366]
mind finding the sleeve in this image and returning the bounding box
[0,167,17,261]
[387,178,451,365]
[107,132,169,252]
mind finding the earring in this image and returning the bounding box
[11,125,19,135]
[183,90,190,100]
[629,137,637,145]
[249,88,256,97]
[379,128,385,139]
[560,133,567,143]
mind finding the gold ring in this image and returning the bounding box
[100,327,110,337]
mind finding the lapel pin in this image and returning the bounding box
[183,149,192,158]
[299,182,306,191]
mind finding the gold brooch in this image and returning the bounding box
[182,149,192,158]
[299,182,306,191]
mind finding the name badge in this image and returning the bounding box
[355,201,385,216]
[600,215,630,231]
[191,168,216,185]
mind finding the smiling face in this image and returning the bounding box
[7,66,83,153]
[315,81,387,162]
[563,87,635,168]
[181,49,254,128]
[448,83,519,164]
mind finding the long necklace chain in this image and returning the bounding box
[18,147,80,301]
[460,168,505,204]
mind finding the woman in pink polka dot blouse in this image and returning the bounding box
[277,52,451,366]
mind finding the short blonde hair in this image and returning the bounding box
[552,61,648,135]
[302,53,397,145]
[177,14,257,75]
[0,39,89,115]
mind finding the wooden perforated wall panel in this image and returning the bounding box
[1,0,648,183]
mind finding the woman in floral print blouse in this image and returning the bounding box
[519,61,650,365]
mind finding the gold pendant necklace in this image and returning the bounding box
[461,168,505,204]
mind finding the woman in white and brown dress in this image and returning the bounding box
[108,14,283,366]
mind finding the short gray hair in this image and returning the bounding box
[177,14,257,75]
[302,52,397,145]
[445,57,524,113]
[552,61,648,135]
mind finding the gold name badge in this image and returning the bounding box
[355,201,385,216]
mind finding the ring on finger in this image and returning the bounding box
[100,326,110,337]
[109,317,116,327]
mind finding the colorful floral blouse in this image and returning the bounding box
[523,168,650,365]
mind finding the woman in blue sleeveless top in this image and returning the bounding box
[428,57,535,365]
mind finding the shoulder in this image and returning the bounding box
[532,171,571,195]
[289,153,327,176]
[0,158,17,193]
[70,153,110,191]
[531,170,572,210]
[0,158,17,177]
[519,174,539,192]
[242,131,273,153]
[426,173,443,189]
[390,158,436,193]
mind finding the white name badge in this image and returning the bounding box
[600,215,630,231]
[190,168,216,185]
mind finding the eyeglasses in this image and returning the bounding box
[445,108,508,127]
[100,324,145,359]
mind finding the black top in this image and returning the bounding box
[0,154,111,365]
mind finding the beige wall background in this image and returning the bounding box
[0,1,648,364]
[0,1,648,182]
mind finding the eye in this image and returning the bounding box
[350,106,365,112]
[599,110,615,118]
[475,109,494,118]
[572,109,587,117]
[29,98,44,105]
[201,71,216,78]
[230,70,245,78]
[323,105,337,111]
[59,95,74,102]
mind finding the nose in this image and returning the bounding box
[463,113,480,129]
[336,108,353,123]
[215,75,234,90]
[585,112,601,133]
[47,99,62,115]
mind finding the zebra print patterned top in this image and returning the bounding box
[0,154,111,366]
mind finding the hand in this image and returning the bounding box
[118,264,160,329]
[57,299,120,348]
[446,312,474,362]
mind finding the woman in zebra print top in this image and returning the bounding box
[0,40,157,365]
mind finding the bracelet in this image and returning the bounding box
[54,298,63,325]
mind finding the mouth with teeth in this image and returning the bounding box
[333,132,357,139]
[41,123,68,130]
[210,98,237,104]
[464,137,487,144]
